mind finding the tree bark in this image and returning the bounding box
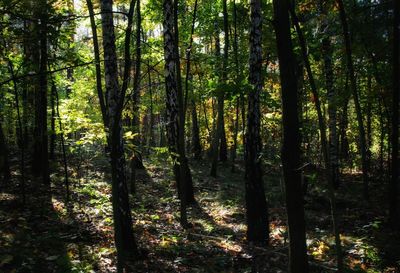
[245,0,269,245]
[231,0,240,172]
[172,0,195,204]
[0,120,11,184]
[274,0,309,271]
[389,0,399,227]
[336,0,370,200]
[100,0,139,270]
[320,4,343,270]
[210,18,224,177]
[86,0,108,126]
[163,0,194,228]
[219,0,229,162]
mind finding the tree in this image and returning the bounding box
[389,0,399,227]
[32,0,50,185]
[336,0,370,199]
[273,0,309,271]
[245,0,269,245]
[99,0,139,270]
[172,0,195,204]
[210,0,229,176]
[163,0,194,228]
[0,120,11,184]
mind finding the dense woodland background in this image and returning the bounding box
[0,0,399,272]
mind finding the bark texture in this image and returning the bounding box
[100,0,139,269]
[274,0,309,271]
[245,0,269,244]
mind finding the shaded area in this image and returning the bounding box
[1,154,399,272]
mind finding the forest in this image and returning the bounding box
[0,0,399,272]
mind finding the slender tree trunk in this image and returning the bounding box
[210,19,224,177]
[379,99,385,174]
[320,6,343,270]
[0,120,11,184]
[86,0,108,126]
[274,0,309,271]
[245,0,269,244]
[231,0,240,172]
[100,0,139,270]
[290,6,328,168]
[163,0,193,228]
[50,84,56,160]
[339,76,350,163]
[52,82,70,202]
[171,0,195,204]
[66,0,75,98]
[389,0,399,227]
[37,0,50,185]
[7,61,26,204]
[130,0,142,194]
[336,0,370,199]
[147,61,155,149]
[219,0,229,162]
[183,0,201,159]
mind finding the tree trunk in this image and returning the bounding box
[100,0,139,270]
[130,0,142,195]
[219,0,229,162]
[336,0,370,200]
[245,0,269,245]
[50,84,56,160]
[231,0,240,172]
[210,18,224,177]
[7,60,26,204]
[172,0,195,204]
[389,0,399,227]
[163,0,193,228]
[290,6,328,169]
[320,5,343,270]
[0,120,11,184]
[183,0,201,159]
[274,0,309,271]
[86,0,108,126]
[36,0,50,185]
[53,82,69,202]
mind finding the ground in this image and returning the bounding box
[0,151,399,272]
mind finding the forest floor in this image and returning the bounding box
[1,151,400,273]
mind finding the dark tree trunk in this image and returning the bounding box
[0,121,11,184]
[163,0,194,228]
[53,82,69,202]
[219,0,229,162]
[389,0,399,227]
[274,0,309,271]
[172,0,195,204]
[191,101,202,159]
[86,0,108,126]
[130,0,142,195]
[290,6,328,169]
[50,84,56,160]
[231,0,240,172]
[100,0,139,270]
[35,0,50,185]
[66,0,75,98]
[7,60,26,204]
[210,18,224,177]
[245,0,269,245]
[147,61,155,149]
[337,0,370,200]
[183,0,201,159]
[320,3,343,270]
